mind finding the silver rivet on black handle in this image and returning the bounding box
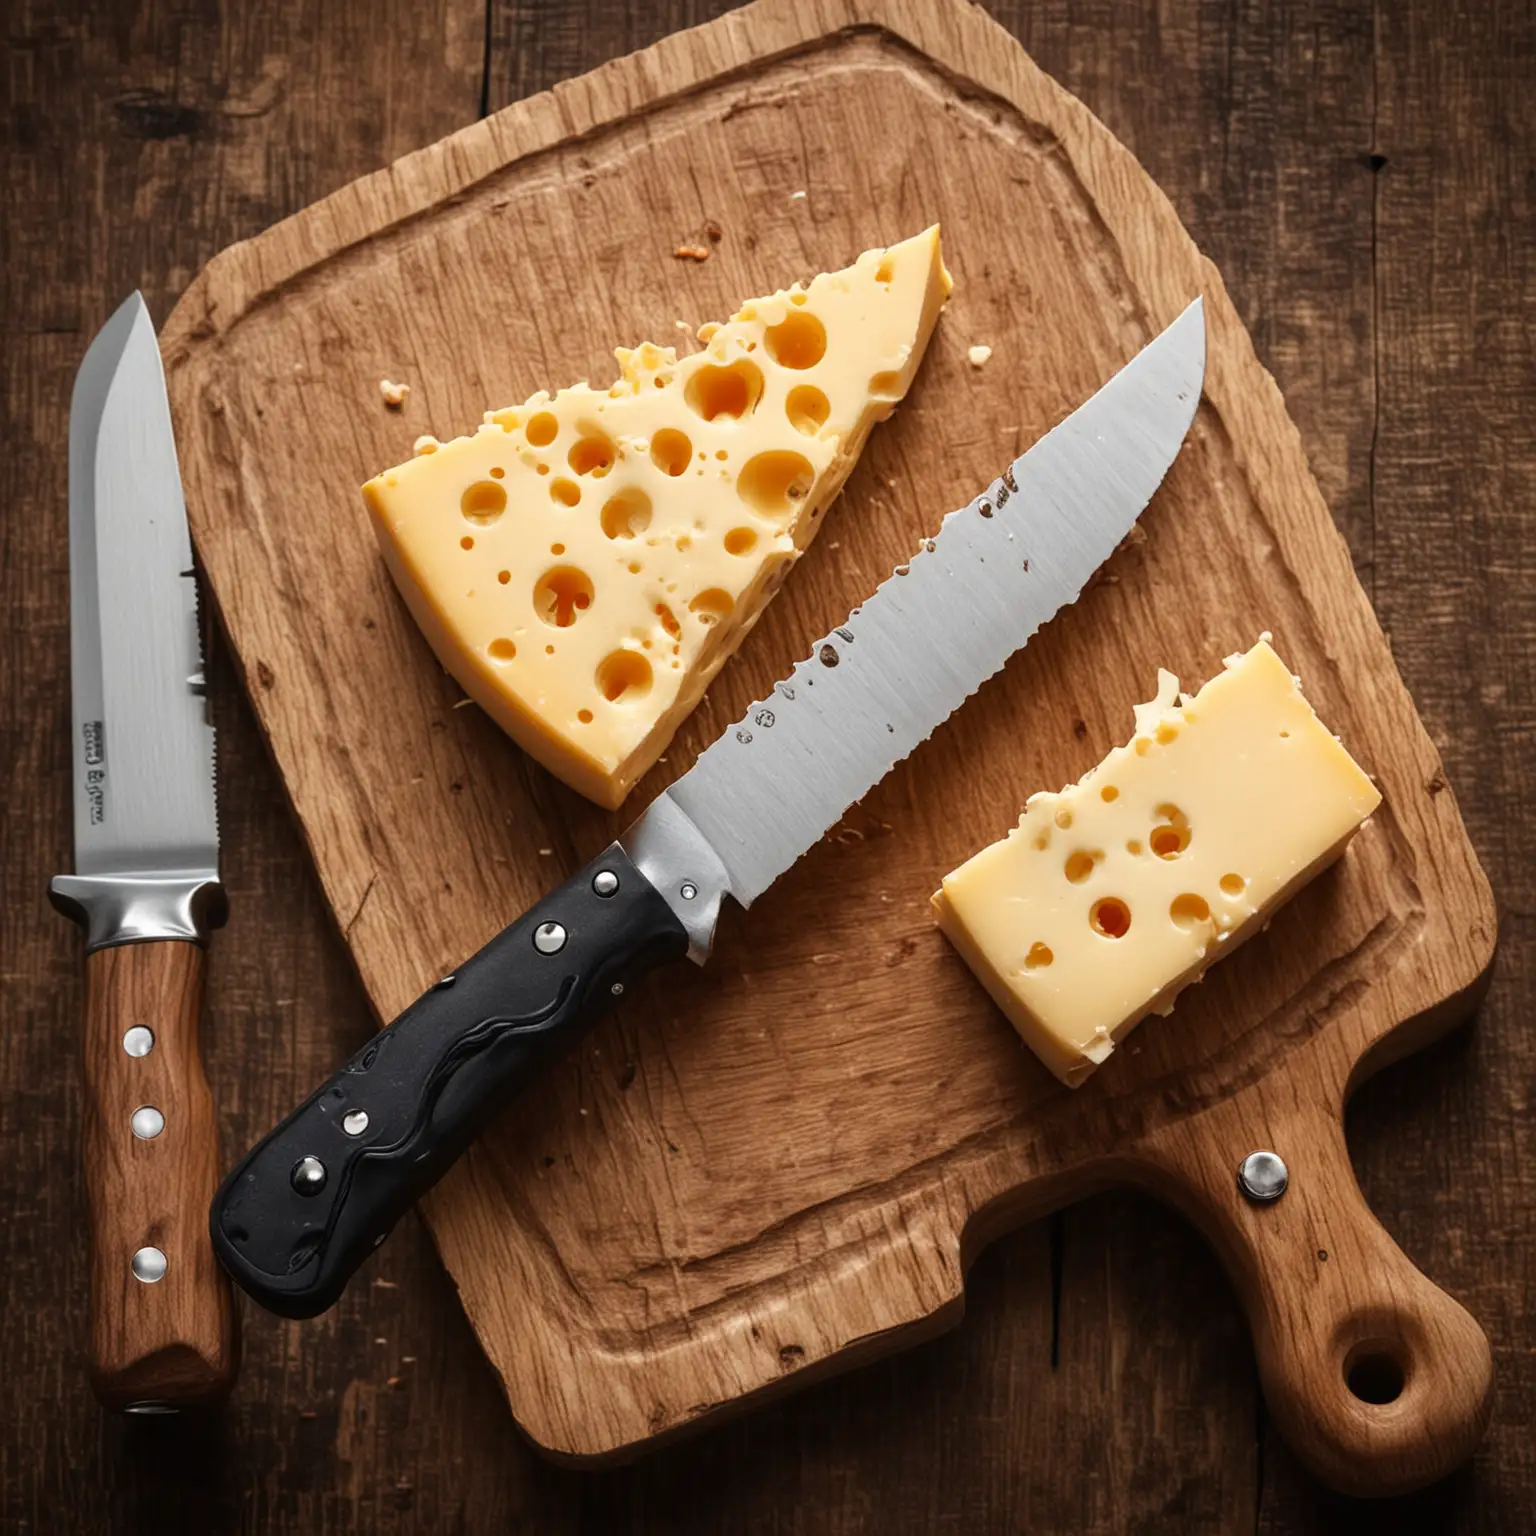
[533,921,567,954]
[290,1156,327,1195]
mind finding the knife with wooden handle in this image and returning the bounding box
[51,292,238,1411]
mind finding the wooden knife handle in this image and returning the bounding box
[83,941,238,1409]
[1132,1086,1492,1497]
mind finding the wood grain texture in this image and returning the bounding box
[82,941,238,1406]
[159,0,1496,1493]
[1135,1077,1492,1497]
[3,0,1530,1529]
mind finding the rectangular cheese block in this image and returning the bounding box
[363,227,951,809]
[932,639,1382,1087]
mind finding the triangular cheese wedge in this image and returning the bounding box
[363,225,952,808]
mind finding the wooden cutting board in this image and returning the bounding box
[163,0,1498,1498]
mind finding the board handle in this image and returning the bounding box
[1133,1089,1492,1497]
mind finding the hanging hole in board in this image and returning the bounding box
[1344,1345,1406,1405]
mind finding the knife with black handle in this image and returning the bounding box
[211,300,1206,1320]
[213,847,687,1316]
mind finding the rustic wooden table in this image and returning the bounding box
[3,1,1529,1530]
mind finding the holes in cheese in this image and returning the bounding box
[534,567,593,628]
[1150,805,1190,858]
[764,310,826,370]
[650,429,693,476]
[1090,898,1131,939]
[525,412,558,447]
[488,638,516,662]
[568,429,616,477]
[462,481,507,524]
[600,488,651,540]
[689,588,732,625]
[786,385,830,436]
[736,450,814,523]
[685,361,764,422]
[597,649,652,703]
[931,639,1383,1088]
[362,226,952,808]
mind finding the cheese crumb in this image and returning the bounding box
[673,243,711,262]
[379,378,410,408]
[967,344,993,368]
[789,190,807,202]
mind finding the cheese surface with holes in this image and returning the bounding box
[363,227,951,808]
[932,640,1382,1087]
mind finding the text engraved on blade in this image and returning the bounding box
[83,721,106,825]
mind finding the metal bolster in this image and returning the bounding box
[618,793,731,964]
[49,872,228,952]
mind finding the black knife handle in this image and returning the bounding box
[209,844,687,1318]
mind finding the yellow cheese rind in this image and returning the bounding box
[932,640,1383,1088]
[363,227,952,809]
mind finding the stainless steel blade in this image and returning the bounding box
[638,298,1205,923]
[63,292,218,882]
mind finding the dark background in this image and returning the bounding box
[3,0,1530,1530]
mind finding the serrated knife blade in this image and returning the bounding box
[52,292,236,1409]
[658,297,1207,912]
[213,298,1205,1320]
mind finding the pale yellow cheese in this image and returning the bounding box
[363,227,952,808]
[932,640,1382,1087]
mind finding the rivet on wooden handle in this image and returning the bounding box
[1134,1089,1492,1497]
[83,942,238,1409]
